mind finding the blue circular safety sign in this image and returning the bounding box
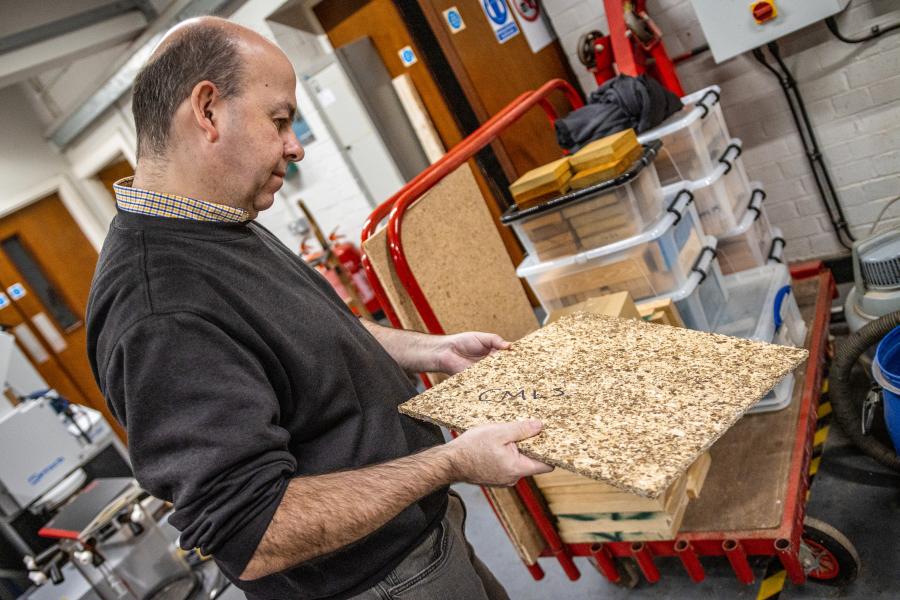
[448,9,462,29]
[401,49,414,62]
[483,0,508,25]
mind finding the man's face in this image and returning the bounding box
[217,45,303,218]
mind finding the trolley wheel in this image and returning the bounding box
[800,517,860,586]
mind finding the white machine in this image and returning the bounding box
[689,0,851,62]
[845,228,900,335]
[0,399,115,516]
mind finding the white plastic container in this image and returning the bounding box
[711,263,808,414]
[501,145,665,261]
[637,236,729,332]
[516,192,709,313]
[637,86,732,187]
[716,187,785,274]
[713,263,807,346]
[661,138,752,237]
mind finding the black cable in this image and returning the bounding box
[825,15,900,44]
[752,43,855,250]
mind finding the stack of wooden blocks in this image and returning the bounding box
[541,290,710,543]
[534,453,711,543]
[507,130,646,262]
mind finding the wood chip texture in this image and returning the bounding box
[400,313,808,498]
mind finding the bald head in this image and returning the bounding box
[132,16,287,159]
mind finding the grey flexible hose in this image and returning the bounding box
[831,310,900,471]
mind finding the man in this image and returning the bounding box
[86,16,551,600]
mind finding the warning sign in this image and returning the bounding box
[480,0,519,44]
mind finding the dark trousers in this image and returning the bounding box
[349,492,510,600]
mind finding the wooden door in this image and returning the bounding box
[417,0,582,178]
[312,0,526,266]
[96,158,134,203]
[0,195,124,440]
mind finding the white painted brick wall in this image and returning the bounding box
[543,0,900,260]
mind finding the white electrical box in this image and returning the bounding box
[689,0,851,62]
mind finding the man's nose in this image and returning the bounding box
[285,130,304,162]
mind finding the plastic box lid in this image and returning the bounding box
[501,141,662,225]
[637,86,723,144]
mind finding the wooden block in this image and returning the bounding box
[543,471,687,515]
[686,452,712,499]
[560,529,677,543]
[636,297,686,328]
[514,185,571,210]
[579,229,639,251]
[536,257,654,301]
[569,145,643,191]
[570,213,632,239]
[533,231,576,252]
[509,158,571,201]
[545,291,641,325]
[399,313,809,498]
[523,221,572,244]
[570,129,639,171]
[519,211,563,232]
[555,480,689,534]
[561,192,620,219]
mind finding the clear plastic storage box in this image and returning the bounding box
[660,139,753,237]
[711,262,807,413]
[637,86,732,187]
[516,192,710,313]
[636,236,728,332]
[501,144,665,261]
[717,186,785,274]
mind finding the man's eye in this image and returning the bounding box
[275,118,289,129]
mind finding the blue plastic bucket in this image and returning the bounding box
[873,325,900,454]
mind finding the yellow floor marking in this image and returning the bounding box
[814,425,830,447]
[756,570,787,599]
[821,379,829,394]
[817,402,832,419]
[809,456,821,475]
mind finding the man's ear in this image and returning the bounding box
[190,80,220,143]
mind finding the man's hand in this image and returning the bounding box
[447,420,553,486]
[433,332,510,375]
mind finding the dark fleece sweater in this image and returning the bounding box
[86,209,446,599]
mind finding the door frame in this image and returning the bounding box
[65,109,137,232]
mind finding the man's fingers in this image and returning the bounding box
[497,419,543,443]
[517,455,554,475]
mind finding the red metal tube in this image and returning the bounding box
[589,543,620,583]
[630,542,660,583]
[648,40,685,97]
[516,479,580,581]
[526,562,545,581]
[386,79,583,336]
[673,539,705,582]
[775,538,806,585]
[723,539,754,584]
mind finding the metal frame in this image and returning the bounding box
[360,82,836,585]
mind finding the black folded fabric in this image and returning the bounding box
[555,75,683,152]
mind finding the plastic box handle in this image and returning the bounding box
[718,142,743,175]
[768,236,787,263]
[696,89,721,119]
[690,245,718,285]
[773,285,792,330]
[666,189,694,226]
